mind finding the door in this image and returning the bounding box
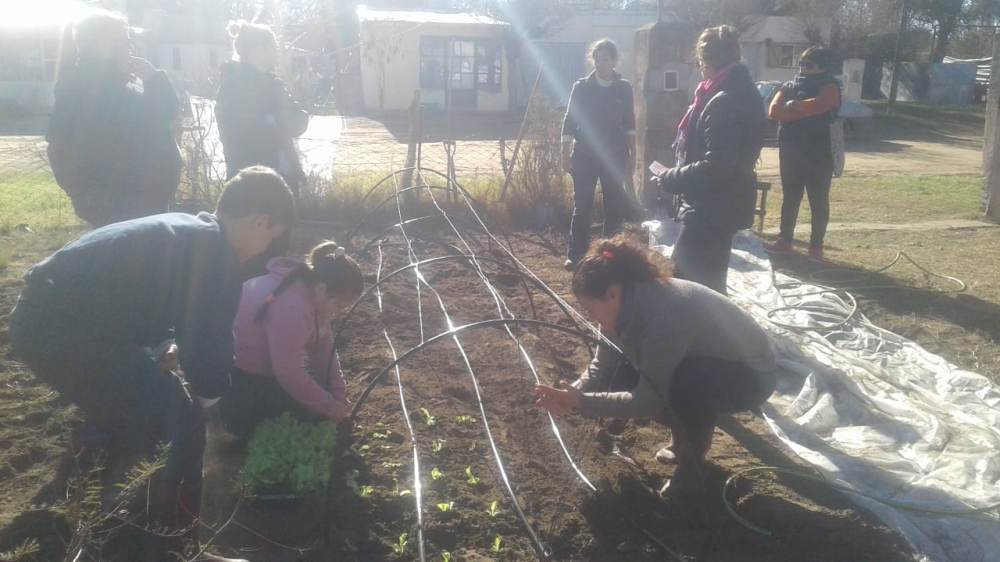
[448,39,476,109]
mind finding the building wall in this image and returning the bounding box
[156,42,228,96]
[359,20,509,113]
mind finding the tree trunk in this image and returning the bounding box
[984,34,1000,220]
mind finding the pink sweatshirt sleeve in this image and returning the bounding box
[312,323,348,416]
[265,297,345,419]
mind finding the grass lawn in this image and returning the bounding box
[0,171,84,268]
[863,100,985,141]
[761,174,984,231]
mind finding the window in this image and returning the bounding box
[474,41,502,92]
[449,39,475,90]
[172,47,182,71]
[663,70,679,91]
[420,37,447,89]
[776,44,796,68]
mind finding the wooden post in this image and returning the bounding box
[499,64,544,201]
[401,90,422,210]
[984,34,1000,220]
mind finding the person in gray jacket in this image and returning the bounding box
[535,234,776,495]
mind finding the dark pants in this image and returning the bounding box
[778,144,833,248]
[568,152,629,262]
[15,349,206,486]
[219,368,319,439]
[672,223,736,295]
[666,357,775,451]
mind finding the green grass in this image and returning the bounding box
[864,101,985,141]
[0,171,84,267]
[0,171,81,232]
[763,174,984,230]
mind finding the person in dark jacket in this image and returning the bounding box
[46,10,182,228]
[654,25,765,294]
[535,234,776,496]
[215,21,309,196]
[766,46,841,261]
[8,166,294,562]
[562,39,637,270]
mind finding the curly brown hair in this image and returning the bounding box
[571,233,672,298]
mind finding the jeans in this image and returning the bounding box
[567,151,630,262]
[219,367,321,439]
[778,144,833,248]
[671,222,736,295]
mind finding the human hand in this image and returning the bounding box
[130,56,157,81]
[534,382,582,416]
[156,342,179,373]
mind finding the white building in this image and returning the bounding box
[739,15,832,83]
[357,7,509,113]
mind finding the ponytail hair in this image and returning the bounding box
[254,241,364,323]
[696,25,741,70]
[227,19,276,62]
[571,233,672,299]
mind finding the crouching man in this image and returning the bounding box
[9,166,294,561]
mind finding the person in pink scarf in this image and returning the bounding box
[653,25,765,295]
[220,241,363,437]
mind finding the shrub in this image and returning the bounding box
[243,414,338,496]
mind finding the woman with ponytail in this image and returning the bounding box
[535,234,776,496]
[221,241,363,437]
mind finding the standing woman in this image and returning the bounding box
[766,47,841,261]
[655,25,765,294]
[47,10,182,227]
[215,21,309,196]
[535,235,776,495]
[561,39,637,271]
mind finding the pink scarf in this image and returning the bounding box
[675,62,738,161]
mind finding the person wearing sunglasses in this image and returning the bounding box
[766,46,841,261]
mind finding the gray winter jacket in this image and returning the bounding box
[573,279,775,419]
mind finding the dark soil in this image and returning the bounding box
[0,227,918,562]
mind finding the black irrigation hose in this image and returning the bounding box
[723,466,1000,537]
[332,254,581,345]
[373,243,427,562]
[349,319,596,418]
[387,174,555,559]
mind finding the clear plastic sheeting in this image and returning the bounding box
[646,220,1000,562]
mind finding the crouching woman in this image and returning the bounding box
[221,242,363,437]
[534,234,776,494]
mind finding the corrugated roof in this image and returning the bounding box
[356,5,507,26]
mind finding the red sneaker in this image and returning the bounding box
[765,238,794,254]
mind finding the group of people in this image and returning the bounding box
[545,28,840,493]
[46,12,308,228]
[9,12,840,561]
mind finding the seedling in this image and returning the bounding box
[431,467,444,481]
[359,444,370,454]
[382,461,402,470]
[359,485,374,498]
[432,439,445,453]
[454,415,474,425]
[436,501,454,512]
[468,440,478,452]
[487,500,500,517]
[372,431,390,440]
[419,407,436,426]
[441,552,453,562]
[393,478,411,497]
[490,535,503,554]
[392,532,408,556]
[465,466,480,486]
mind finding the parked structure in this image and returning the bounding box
[739,15,832,83]
[357,7,509,113]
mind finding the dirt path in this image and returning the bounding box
[763,218,999,235]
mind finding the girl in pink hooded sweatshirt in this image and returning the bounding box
[220,241,363,437]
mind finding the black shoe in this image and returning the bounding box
[563,259,576,272]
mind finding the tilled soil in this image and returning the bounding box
[0,228,918,562]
